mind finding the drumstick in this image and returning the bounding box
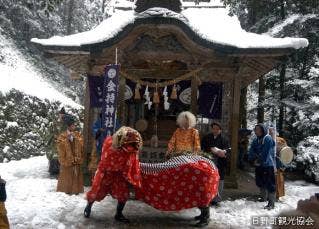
[209,95,217,114]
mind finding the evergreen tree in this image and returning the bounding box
[222,0,319,143]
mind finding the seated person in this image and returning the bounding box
[167,111,201,158]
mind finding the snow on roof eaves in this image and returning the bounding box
[112,0,225,8]
[32,10,136,47]
[182,0,224,7]
[138,7,188,21]
[31,7,308,50]
[112,0,136,8]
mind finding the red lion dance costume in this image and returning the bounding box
[84,127,219,227]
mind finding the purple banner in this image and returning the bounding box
[102,64,120,136]
[88,76,104,107]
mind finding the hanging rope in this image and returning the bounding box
[120,62,210,88]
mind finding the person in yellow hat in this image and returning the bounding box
[0,176,9,229]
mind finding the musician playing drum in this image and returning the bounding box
[269,127,290,200]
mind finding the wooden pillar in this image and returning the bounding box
[239,87,247,128]
[228,68,242,188]
[191,75,198,115]
[83,75,95,186]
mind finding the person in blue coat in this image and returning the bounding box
[92,113,105,162]
[92,113,121,162]
[248,123,276,210]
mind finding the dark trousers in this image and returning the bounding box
[255,166,276,193]
[212,180,224,203]
[48,158,60,176]
[237,147,245,169]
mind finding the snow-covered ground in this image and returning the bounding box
[0,32,81,108]
[0,156,318,228]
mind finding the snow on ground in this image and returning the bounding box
[0,32,81,108]
[1,156,318,229]
[211,182,318,228]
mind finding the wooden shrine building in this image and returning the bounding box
[31,0,308,187]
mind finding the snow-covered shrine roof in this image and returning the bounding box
[108,0,225,9]
[31,7,308,52]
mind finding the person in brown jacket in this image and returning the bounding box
[269,127,288,200]
[56,116,84,195]
[275,136,287,199]
[0,176,9,229]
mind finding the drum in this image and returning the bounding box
[279,146,294,165]
[135,119,148,132]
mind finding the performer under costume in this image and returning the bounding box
[85,127,142,223]
[84,127,219,227]
[137,155,219,227]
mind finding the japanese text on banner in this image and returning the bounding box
[102,64,120,136]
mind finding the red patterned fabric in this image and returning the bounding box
[86,136,142,203]
[136,159,219,211]
[86,137,219,211]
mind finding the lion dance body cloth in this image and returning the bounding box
[136,155,219,210]
[86,136,219,211]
